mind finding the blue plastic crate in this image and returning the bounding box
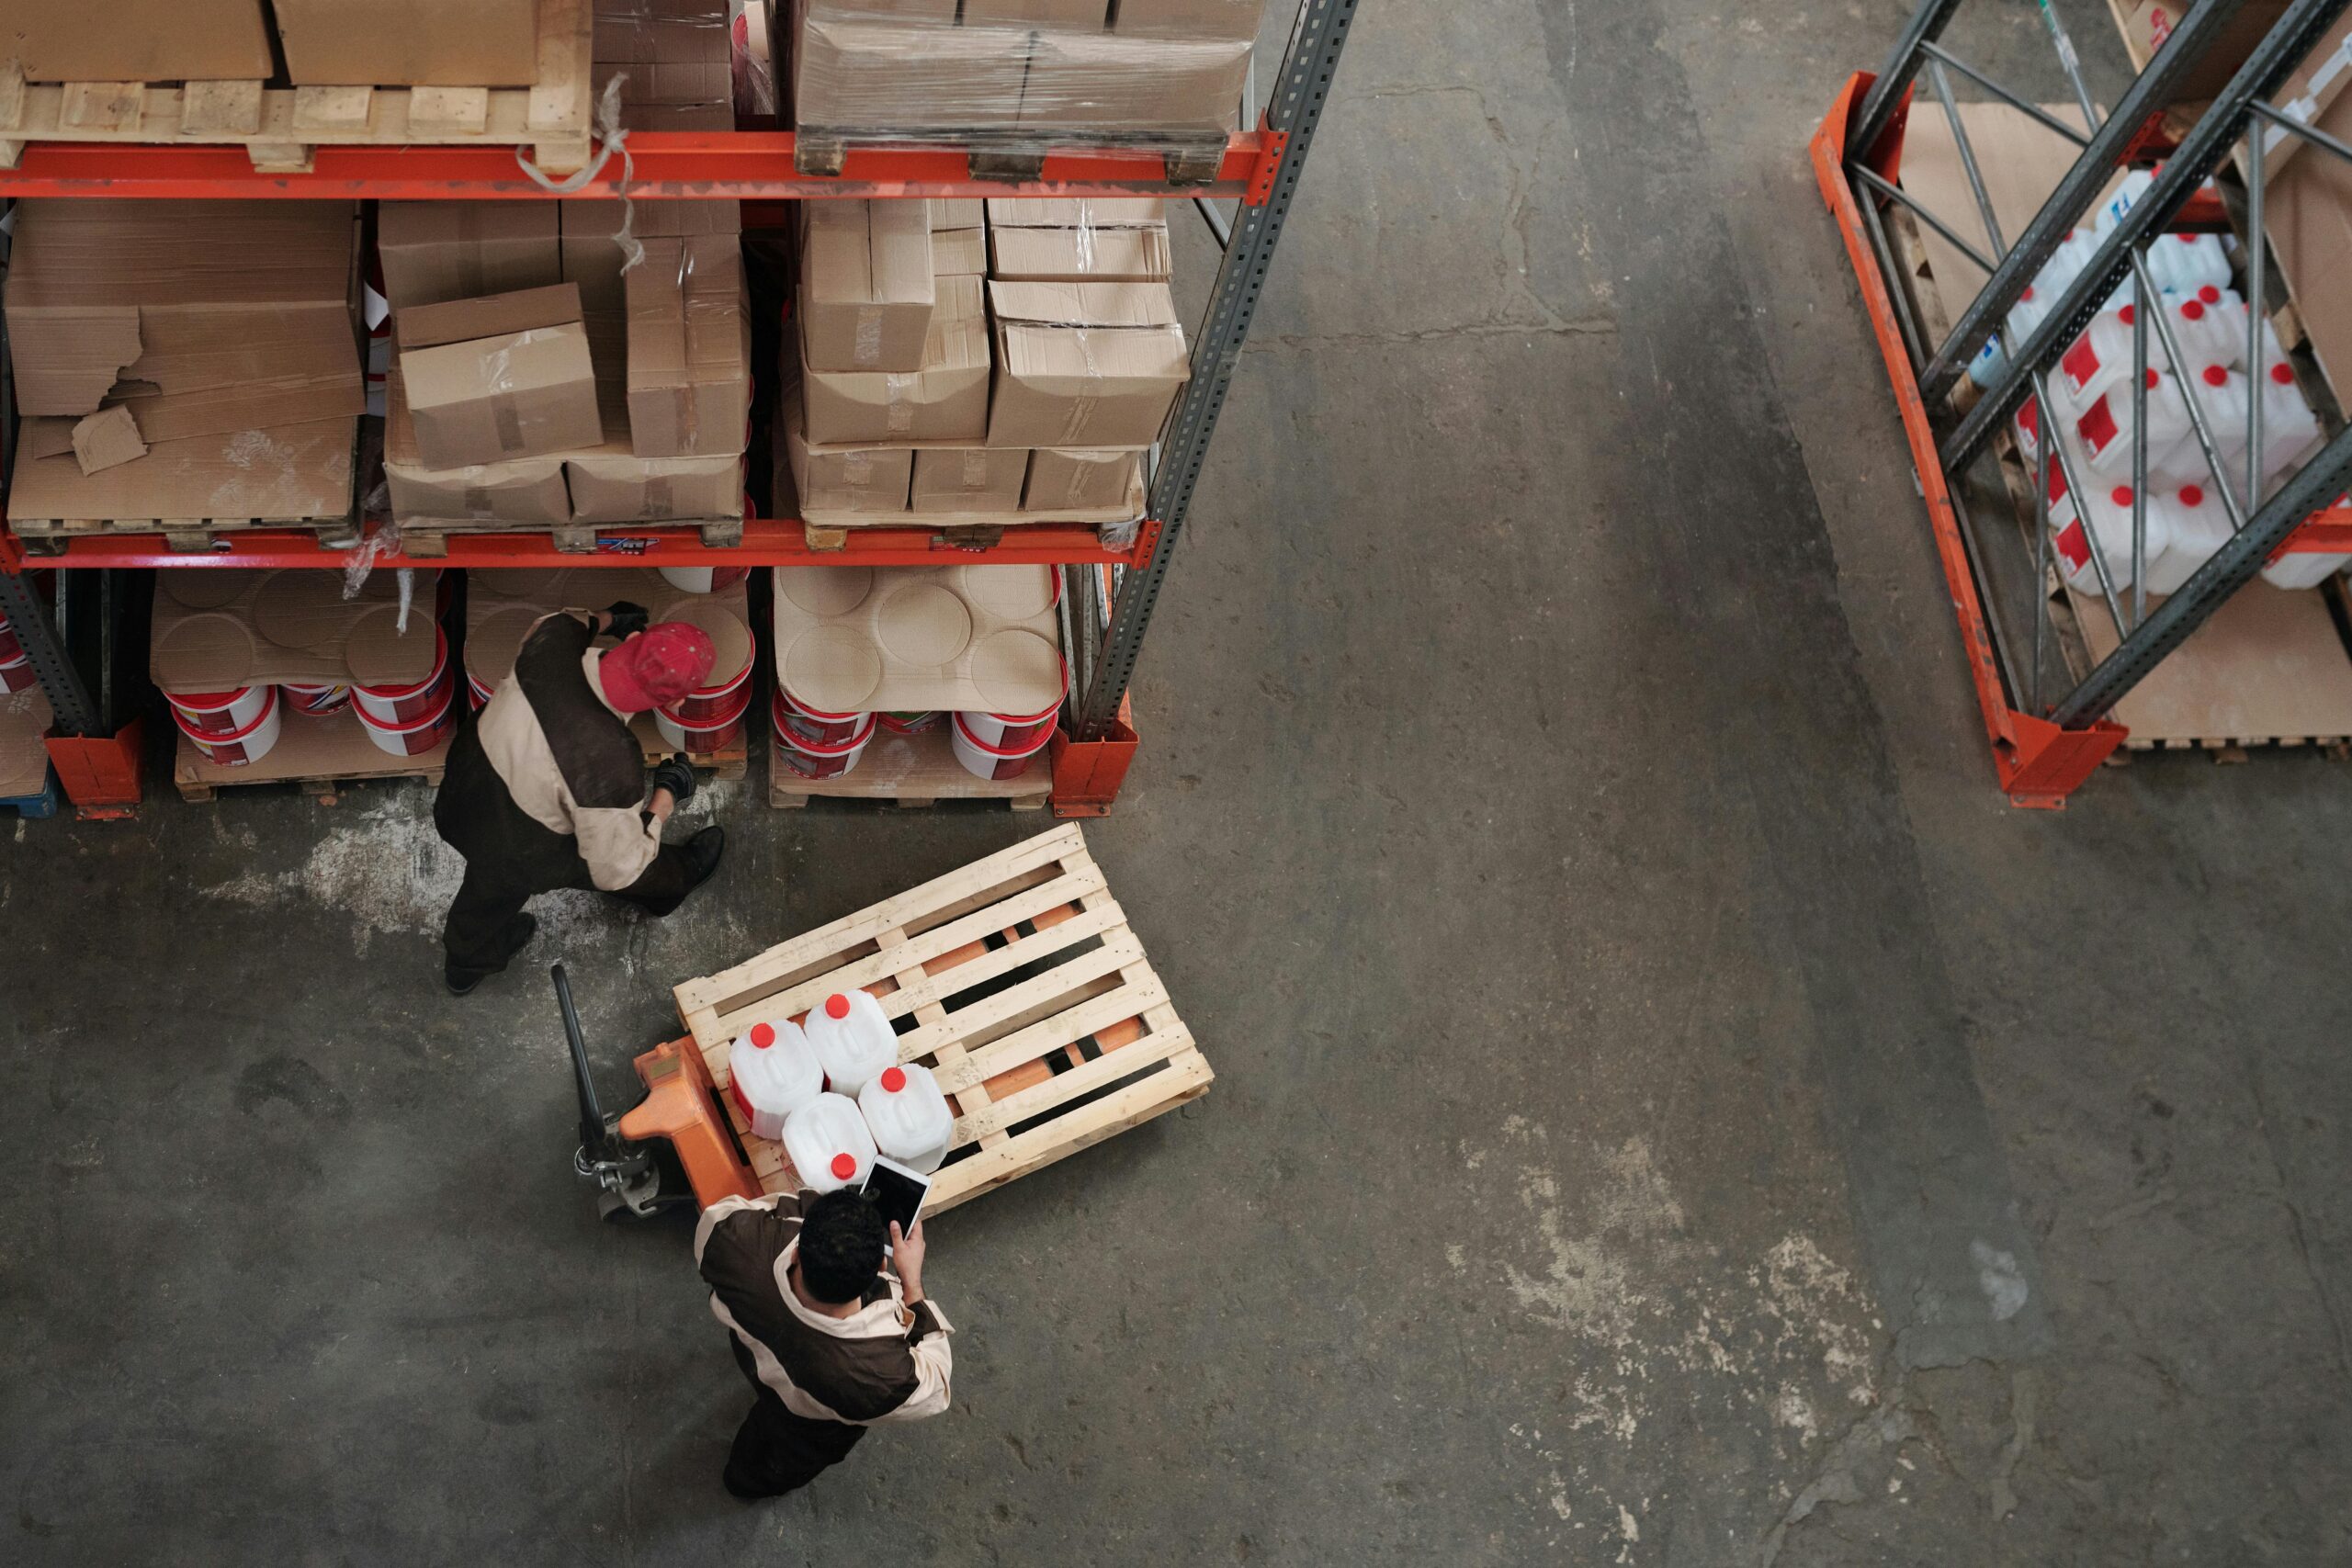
[0,766,62,820]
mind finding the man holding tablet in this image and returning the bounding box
[694,1184,951,1498]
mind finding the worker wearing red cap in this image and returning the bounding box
[433,601,728,995]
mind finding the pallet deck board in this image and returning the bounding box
[0,0,593,174]
[673,825,1209,1213]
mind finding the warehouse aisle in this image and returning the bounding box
[3,3,2349,1564]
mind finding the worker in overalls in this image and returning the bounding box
[433,602,727,995]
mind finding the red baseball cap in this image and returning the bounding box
[598,623,717,713]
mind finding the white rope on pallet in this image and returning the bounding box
[514,73,645,275]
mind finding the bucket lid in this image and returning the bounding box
[174,682,277,743]
[354,622,450,700]
[777,680,862,723]
[952,709,1056,759]
[353,679,456,735]
[776,708,878,756]
[167,684,254,712]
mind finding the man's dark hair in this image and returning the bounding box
[797,1190,887,1305]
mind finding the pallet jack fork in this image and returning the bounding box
[555,963,761,1221]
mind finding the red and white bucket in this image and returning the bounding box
[668,655,753,726]
[659,565,752,593]
[354,682,458,757]
[467,672,494,712]
[354,624,453,725]
[775,682,867,747]
[279,680,351,716]
[657,676,754,755]
[950,710,1053,782]
[174,684,282,767]
[0,654,35,694]
[775,704,877,780]
[167,684,273,736]
[878,710,941,735]
[957,655,1070,751]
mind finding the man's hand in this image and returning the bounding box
[891,1218,927,1302]
[604,601,650,641]
[650,757,696,809]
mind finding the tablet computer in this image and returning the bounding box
[862,1156,932,1252]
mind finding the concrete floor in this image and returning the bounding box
[5,2,2351,1563]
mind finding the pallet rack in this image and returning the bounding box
[1815,0,2352,805]
[0,0,1359,818]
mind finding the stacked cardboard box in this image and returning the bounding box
[2,0,541,86]
[777,0,1259,141]
[594,0,737,130]
[785,197,1183,523]
[3,199,365,525]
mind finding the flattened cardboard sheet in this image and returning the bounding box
[770,563,1065,714]
[148,568,443,694]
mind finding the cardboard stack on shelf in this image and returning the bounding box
[776,0,1263,148]
[782,197,1182,529]
[1,0,542,85]
[593,0,738,130]
[3,200,367,542]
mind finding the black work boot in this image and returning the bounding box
[684,826,727,890]
[445,913,538,997]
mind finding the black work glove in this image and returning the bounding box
[650,757,696,807]
[605,601,650,641]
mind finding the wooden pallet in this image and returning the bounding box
[398,514,746,559]
[174,705,449,804]
[631,712,751,784]
[0,0,594,175]
[12,513,362,556]
[769,713,1052,810]
[795,124,1227,184]
[673,824,1211,1215]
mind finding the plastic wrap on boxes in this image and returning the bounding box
[786,0,1250,138]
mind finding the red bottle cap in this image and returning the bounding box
[831,1153,857,1180]
[2181,299,2205,321]
[2111,486,2134,508]
[2180,485,2205,506]
[880,1066,907,1093]
[2199,284,2222,303]
[751,1022,775,1049]
[2202,365,2228,387]
[2146,368,2162,389]
[825,994,851,1021]
[2273,362,2296,385]
[2119,304,2135,326]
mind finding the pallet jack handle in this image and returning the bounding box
[552,963,611,1158]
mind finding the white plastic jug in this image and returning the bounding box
[859,1063,956,1174]
[2092,169,2156,234]
[2140,233,2232,299]
[2144,483,2233,594]
[2162,287,2248,370]
[2056,302,2144,412]
[805,988,899,1098]
[729,1019,823,1141]
[2078,368,2193,482]
[782,1093,878,1193]
[2261,540,2352,591]
[2053,480,2163,596]
[2255,361,2324,488]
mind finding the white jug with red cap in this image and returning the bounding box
[2144,484,2233,595]
[782,1093,877,1194]
[729,1018,823,1141]
[2053,479,2166,597]
[860,1062,955,1174]
[2078,367,2196,483]
[804,988,899,1098]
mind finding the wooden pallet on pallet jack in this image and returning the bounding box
[1894,104,2352,758]
[0,0,594,175]
[673,824,1212,1214]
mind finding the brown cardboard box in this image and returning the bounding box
[967,0,1106,26]
[274,0,540,86]
[11,416,356,525]
[987,197,1170,282]
[798,200,936,373]
[1112,0,1263,40]
[802,274,990,444]
[2266,16,2352,395]
[626,235,752,458]
[769,561,1065,714]
[595,59,734,107]
[930,199,989,278]
[987,280,1190,448]
[1026,447,1139,512]
[396,285,604,468]
[379,203,563,310]
[70,407,148,476]
[2118,1,2291,103]
[0,689,52,802]
[385,367,571,526]
[6,199,364,442]
[148,568,442,695]
[0,1,271,82]
[1018,30,1247,131]
[793,2,1031,133]
[568,366,746,522]
[912,447,1029,513]
[560,198,742,327]
[785,398,912,513]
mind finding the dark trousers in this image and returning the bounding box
[437,844,701,982]
[724,1338,865,1498]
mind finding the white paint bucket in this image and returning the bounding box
[280,681,351,716]
[353,624,452,725]
[667,653,753,725]
[0,654,36,695]
[656,677,754,755]
[774,704,876,780]
[353,681,457,757]
[950,710,1052,782]
[658,565,752,593]
[167,684,272,735]
[174,684,282,767]
[878,710,940,735]
[775,682,866,747]
[957,654,1069,751]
